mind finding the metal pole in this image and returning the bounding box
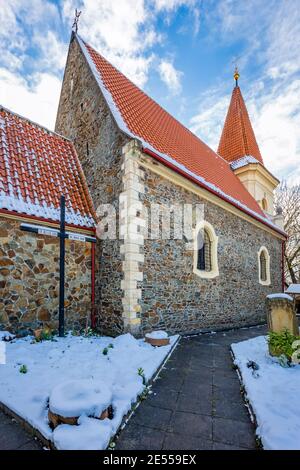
[59,195,66,337]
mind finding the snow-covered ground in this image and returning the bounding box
[0,332,178,450]
[232,335,300,450]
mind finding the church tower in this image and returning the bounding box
[218,69,279,220]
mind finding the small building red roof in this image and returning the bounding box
[76,35,278,230]
[0,106,95,228]
[218,85,263,164]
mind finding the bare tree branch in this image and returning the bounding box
[275,182,300,284]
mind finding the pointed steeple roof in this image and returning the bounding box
[218,77,263,165]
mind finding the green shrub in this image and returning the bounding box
[19,365,28,374]
[138,367,146,386]
[102,343,114,356]
[268,329,300,361]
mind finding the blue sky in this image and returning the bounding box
[1,0,300,184]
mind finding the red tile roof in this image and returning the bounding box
[77,35,274,227]
[218,85,263,164]
[0,106,95,228]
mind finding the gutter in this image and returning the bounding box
[91,242,96,329]
[142,147,287,239]
[0,208,96,234]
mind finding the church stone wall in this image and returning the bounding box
[139,166,283,334]
[0,216,92,334]
[55,36,129,335]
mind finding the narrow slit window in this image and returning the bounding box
[260,251,267,282]
[197,230,212,272]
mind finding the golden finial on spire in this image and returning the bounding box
[234,66,240,86]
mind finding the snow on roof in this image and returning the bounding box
[0,106,96,228]
[230,155,261,170]
[285,284,300,295]
[76,35,284,236]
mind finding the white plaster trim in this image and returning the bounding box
[119,141,145,332]
[258,245,271,286]
[193,220,219,279]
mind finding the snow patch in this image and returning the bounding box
[0,332,178,450]
[232,335,300,450]
[230,155,260,170]
[285,284,300,295]
[267,293,293,301]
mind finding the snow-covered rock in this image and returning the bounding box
[0,331,15,341]
[49,380,112,418]
[267,293,293,301]
[145,330,168,340]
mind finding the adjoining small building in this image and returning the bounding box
[0,107,96,334]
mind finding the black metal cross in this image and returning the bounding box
[72,9,82,34]
[20,195,96,337]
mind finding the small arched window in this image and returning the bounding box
[258,246,271,285]
[197,229,212,272]
[194,221,219,279]
[262,197,268,211]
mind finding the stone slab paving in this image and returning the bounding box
[116,325,267,450]
[0,410,43,450]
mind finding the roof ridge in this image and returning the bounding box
[0,105,71,142]
[77,34,231,165]
[75,34,284,236]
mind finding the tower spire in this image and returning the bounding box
[217,77,263,164]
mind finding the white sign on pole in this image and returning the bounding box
[68,233,86,242]
[38,228,58,237]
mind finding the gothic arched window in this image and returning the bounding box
[194,222,219,279]
[258,246,271,285]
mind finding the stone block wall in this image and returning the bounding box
[0,216,92,334]
[138,165,283,334]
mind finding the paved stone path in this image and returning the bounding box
[0,411,43,450]
[0,325,265,450]
[116,325,266,450]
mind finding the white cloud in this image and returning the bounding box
[62,0,159,87]
[190,0,300,185]
[153,0,196,11]
[0,68,61,130]
[251,80,300,184]
[158,59,183,94]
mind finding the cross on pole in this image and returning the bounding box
[59,195,66,337]
[72,9,82,34]
[20,196,96,337]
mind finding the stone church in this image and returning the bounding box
[0,31,286,336]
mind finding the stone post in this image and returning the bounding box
[266,294,298,336]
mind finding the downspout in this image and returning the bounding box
[282,240,285,292]
[91,242,96,328]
